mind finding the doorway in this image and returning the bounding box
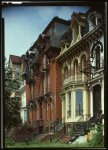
[93,84,101,115]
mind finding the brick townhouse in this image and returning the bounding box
[22,17,70,133]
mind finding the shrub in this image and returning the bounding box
[11,122,37,143]
[88,122,104,147]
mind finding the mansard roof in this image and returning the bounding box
[42,16,70,34]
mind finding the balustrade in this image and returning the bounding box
[63,75,87,85]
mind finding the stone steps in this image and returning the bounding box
[59,134,71,144]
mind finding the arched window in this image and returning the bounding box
[81,55,86,71]
[91,41,103,70]
[50,101,53,121]
[81,55,86,79]
[64,66,68,79]
[74,60,78,81]
[95,46,100,69]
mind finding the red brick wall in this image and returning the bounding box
[55,61,62,120]
[26,50,63,128]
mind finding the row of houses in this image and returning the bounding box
[9,7,104,138]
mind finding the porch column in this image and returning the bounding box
[83,85,88,121]
[72,86,76,118]
[71,90,73,118]
[61,96,65,122]
[65,93,68,120]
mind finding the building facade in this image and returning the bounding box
[56,8,104,134]
[8,55,22,98]
[8,55,27,123]
[23,17,70,133]
[8,7,104,142]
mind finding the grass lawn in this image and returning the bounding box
[5,142,104,148]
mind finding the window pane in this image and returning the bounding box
[16,66,20,77]
[67,92,71,118]
[64,67,68,79]
[76,90,83,116]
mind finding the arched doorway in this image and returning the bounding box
[93,84,101,115]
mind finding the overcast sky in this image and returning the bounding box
[2,6,90,61]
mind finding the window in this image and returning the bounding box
[74,60,78,81]
[24,110,27,122]
[67,92,71,118]
[81,55,86,70]
[48,74,50,92]
[50,101,53,121]
[81,55,86,76]
[39,103,42,119]
[96,46,100,69]
[43,55,46,69]
[22,93,26,106]
[76,90,83,116]
[15,66,20,77]
[74,60,78,75]
[81,55,86,81]
[64,66,68,79]
[91,41,102,70]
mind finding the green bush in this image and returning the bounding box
[88,122,104,147]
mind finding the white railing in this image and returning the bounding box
[63,75,87,85]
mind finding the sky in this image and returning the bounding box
[2,6,90,61]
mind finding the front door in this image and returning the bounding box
[93,84,101,115]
